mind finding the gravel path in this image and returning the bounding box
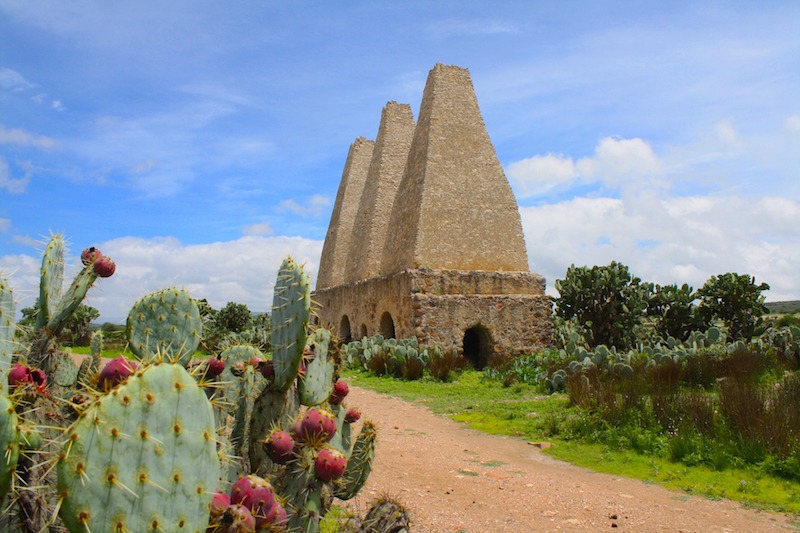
[344,386,799,532]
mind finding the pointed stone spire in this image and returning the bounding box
[381,64,529,274]
[345,101,415,283]
[316,137,375,289]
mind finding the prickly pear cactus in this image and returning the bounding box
[299,328,334,406]
[36,234,65,329]
[0,277,14,394]
[0,393,20,502]
[271,257,310,392]
[126,288,203,367]
[57,362,220,533]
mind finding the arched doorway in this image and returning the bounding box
[379,311,396,339]
[360,324,368,339]
[339,315,352,344]
[462,325,493,370]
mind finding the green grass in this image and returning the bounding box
[343,368,800,516]
[68,345,132,358]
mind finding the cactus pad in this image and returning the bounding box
[57,362,220,533]
[270,258,310,392]
[0,393,19,502]
[298,328,334,406]
[126,288,202,367]
[0,277,14,394]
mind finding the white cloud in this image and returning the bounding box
[0,125,58,149]
[521,194,800,301]
[506,154,578,197]
[508,137,665,199]
[785,115,800,132]
[242,223,273,236]
[0,158,32,193]
[575,137,664,188]
[0,218,10,233]
[279,195,331,217]
[0,67,34,92]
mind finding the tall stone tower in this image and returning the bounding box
[314,64,552,365]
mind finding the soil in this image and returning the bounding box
[344,386,799,532]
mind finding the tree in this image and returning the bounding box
[647,283,706,341]
[214,301,253,334]
[696,273,770,339]
[555,261,651,350]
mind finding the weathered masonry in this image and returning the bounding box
[313,63,552,367]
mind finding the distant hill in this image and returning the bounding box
[766,301,800,314]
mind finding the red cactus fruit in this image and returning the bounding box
[300,407,337,442]
[260,360,274,380]
[314,448,347,482]
[219,504,255,533]
[249,357,264,369]
[92,256,116,277]
[211,490,230,517]
[229,475,275,521]
[98,356,138,391]
[265,430,295,464]
[8,364,32,388]
[80,247,102,265]
[291,416,304,443]
[344,407,361,424]
[260,499,287,528]
[230,360,246,377]
[329,380,349,404]
[203,356,225,379]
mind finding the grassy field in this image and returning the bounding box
[343,368,800,515]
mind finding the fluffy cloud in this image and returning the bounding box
[521,194,800,300]
[508,137,664,198]
[1,235,324,323]
[242,223,273,236]
[279,195,331,217]
[0,126,58,149]
[0,158,32,194]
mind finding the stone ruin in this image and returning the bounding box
[313,63,552,367]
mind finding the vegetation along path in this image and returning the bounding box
[345,386,798,532]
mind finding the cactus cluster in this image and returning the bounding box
[0,239,379,533]
[345,335,464,382]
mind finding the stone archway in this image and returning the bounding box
[339,315,352,344]
[360,324,368,339]
[379,311,396,339]
[462,325,493,370]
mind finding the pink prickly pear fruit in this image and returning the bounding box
[92,255,116,277]
[265,430,295,464]
[329,380,349,404]
[203,356,225,379]
[80,246,102,265]
[314,448,347,482]
[229,475,275,517]
[344,407,361,424]
[219,504,255,533]
[8,364,32,388]
[249,357,264,369]
[211,490,230,517]
[291,416,304,443]
[259,498,287,528]
[98,356,138,391]
[300,407,337,442]
[260,360,274,380]
[231,360,246,377]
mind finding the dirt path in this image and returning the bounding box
[344,386,799,532]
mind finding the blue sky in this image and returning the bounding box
[1,1,798,323]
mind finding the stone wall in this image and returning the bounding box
[314,268,553,363]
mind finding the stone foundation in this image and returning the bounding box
[313,268,553,365]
